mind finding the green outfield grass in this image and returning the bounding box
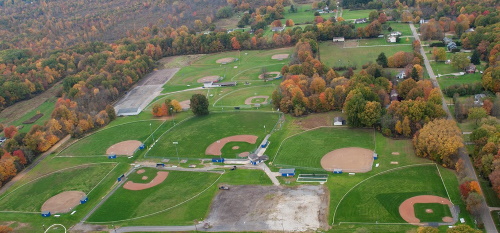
[0,163,117,212]
[145,112,280,159]
[213,84,276,107]
[273,127,375,169]
[57,120,165,157]
[87,169,221,222]
[334,165,450,223]
[414,203,452,222]
[162,48,292,91]
[319,42,413,68]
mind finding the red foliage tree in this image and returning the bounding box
[3,126,17,139]
[13,150,27,165]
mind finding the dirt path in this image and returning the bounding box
[0,134,71,195]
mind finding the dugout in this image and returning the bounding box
[279,168,296,177]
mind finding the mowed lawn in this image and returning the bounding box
[319,42,413,68]
[58,120,164,157]
[273,127,375,169]
[282,4,336,24]
[163,48,292,91]
[0,163,116,212]
[213,84,277,107]
[147,112,280,158]
[334,165,450,223]
[437,73,482,89]
[6,98,56,133]
[87,169,221,222]
[341,9,372,20]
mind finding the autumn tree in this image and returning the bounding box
[3,126,18,139]
[190,94,209,116]
[446,225,481,233]
[413,119,464,167]
[417,226,438,233]
[432,47,447,61]
[466,192,483,217]
[468,107,487,126]
[359,101,382,127]
[285,19,295,27]
[451,53,470,70]
[0,225,12,233]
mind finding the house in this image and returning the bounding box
[332,37,345,42]
[465,64,476,74]
[396,71,406,79]
[387,35,397,43]
[279,168,296,177]
[390,31,402,36]
[355,18,367,24]
[474,94,486,106]
[446,41,457,51]
[271,26,285,32]
[334,117,344,126]
[419,19,429,24]
[390,89,399,101]
[464,28,475,33]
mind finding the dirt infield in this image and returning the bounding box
[244,96,269,105]
[206,185,329,232]
[258,71,280,79]
[106,140,142,156]
[216,57,236,64]
[320,147,374,172]
[41,191,86,213]
[271,54,289,60]
[197,76,220,83]
[205,135,258,156]
[137,169,145,174]
[123,171,169,191]
[399,195,453,225]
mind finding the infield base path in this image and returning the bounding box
[205,135,258,156]
[41,191,86,213]
[321,147,373,172]
[106,140,142,156]
[399,195,453,225]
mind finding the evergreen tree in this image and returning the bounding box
[471,49,481,65]
[376,52,388,67]
[411,67,419,81]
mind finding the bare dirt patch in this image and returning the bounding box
[258,71,280,79]
[238,152,250,157]
[399,195,452,225]
[158,54,204,69]
[41,191,86,213]
[123,171,169,191]
[179,100,190,110]
[216,57,236,64]
[244,96,269,105]
[106,140,142,156]
[392,152,400,155]
[137,169,145,174]
[232,146,240,150]
[205,135,258,156]
[344,40,358,48]
[320,147,374,172]
[293,113,335,129]
[197,76,220,83]
[271,54,289,60]
[442,217,454,222]
[206,185,329,232]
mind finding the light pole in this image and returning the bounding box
[149,123,155,144]
[173,141,179,165]
[170,107,175,125]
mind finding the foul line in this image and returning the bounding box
[332,163,435,225]
[212,84,276,107]
[85,171,225,224]
[87,163,120,196]
[435,164,454,204]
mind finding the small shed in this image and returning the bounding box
[41,211,51,217]
[279,168,296,177]
[387,35,397,43]
[334,117,344,126]
[332,37,345,42]
[117,174,125,182]
[80,196,88,204]
[355,18,367,24]
[139,144,145,150]
[465,64,476,74]
[212,157,225,163]
[373,152,378,160]
[333,169,343,174]
[108,154,117,159]
[261,139,269,148]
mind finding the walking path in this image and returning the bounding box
[0,135,71,195]
[410,22,497,233]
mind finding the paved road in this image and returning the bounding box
[0,135,71,195]
[410,23,497,233]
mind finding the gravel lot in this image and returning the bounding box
[206,185,329,232]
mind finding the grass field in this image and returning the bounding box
[341,9,372,20]
[358,38,413,46]
[87,169,221,222]
[57,120,165,157]
[437,73,482,89]
[282,4,336,24]
[5,98,56,133]
[319,42,413,68]
[0,163,117,212]
[273,127,375,169]
[145,112,280,159]
[213,84,276,107]
[334,165,450,223]
[414,203,452,222]
[162,48,291,91]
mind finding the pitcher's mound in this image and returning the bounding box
[216,57,236,64]
[197,76,220,83]
[106,140,142,156]
[320,147,374,173]
[41,191,86,213]
[271,54,289,60]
